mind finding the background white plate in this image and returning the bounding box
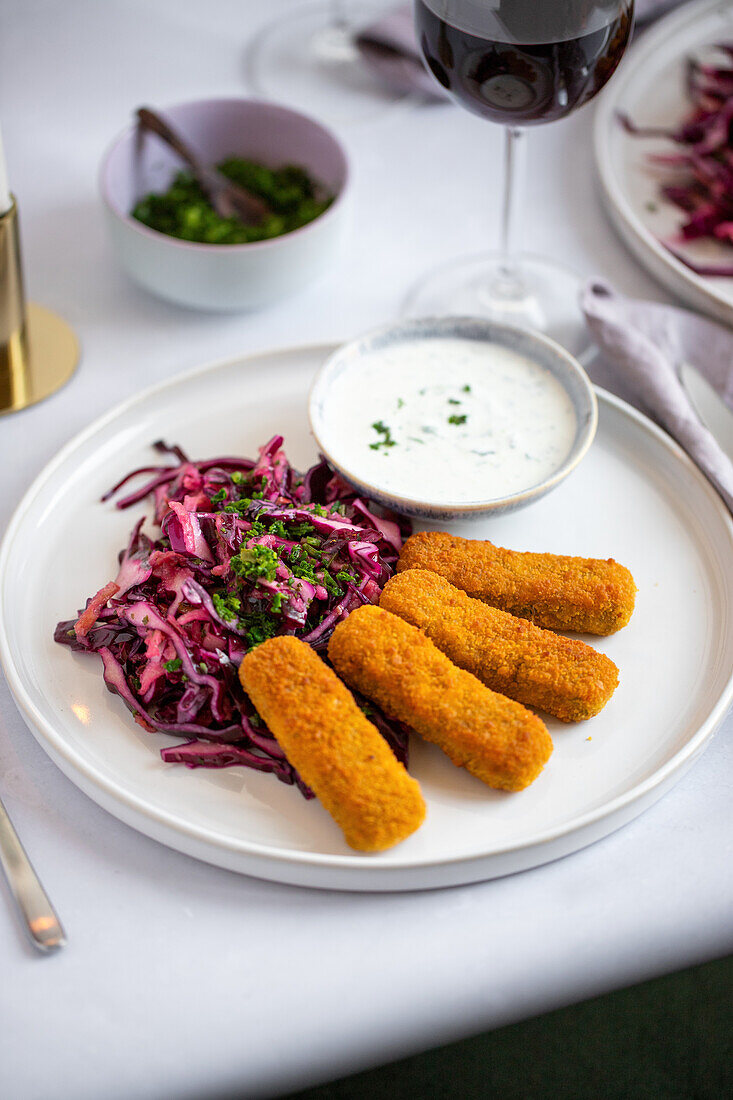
[1,344,732,891]
[595,0,733,324]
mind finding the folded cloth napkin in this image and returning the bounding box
[356,1,686,100]
[582,281,733,513]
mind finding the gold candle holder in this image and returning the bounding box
[0,197,79,415]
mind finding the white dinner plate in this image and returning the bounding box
[1,344,732,891]
[595,0,733,324]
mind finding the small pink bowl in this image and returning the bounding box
[100,97,350,311]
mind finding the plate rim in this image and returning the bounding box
[594,0,733,321]
[1,340,732,878]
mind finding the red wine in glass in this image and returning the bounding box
[406,1,635,350]
[415,0,632,125]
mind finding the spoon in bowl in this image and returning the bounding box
[136,107,270,227]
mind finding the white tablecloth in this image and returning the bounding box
[1,3,731,1098]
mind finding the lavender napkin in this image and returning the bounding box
[356,1,686,100]
[582,281,733,513]
[355,7,445,100]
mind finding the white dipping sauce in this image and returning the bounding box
[322,337,578,503]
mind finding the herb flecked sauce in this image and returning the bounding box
[325,338,578,503]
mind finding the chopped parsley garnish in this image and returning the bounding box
[131,159,332,246]
[210,488,227,503]
[369,420,397,451]
[240,607,279,650]
[288,548,318,584]
[212,592,242,621]
[164,657,182,673]
[287,521,315,539]
[462,384,471,392]
[335,569,358,585]
[448,398,461,405]
[448,414,467,426]
[231,544,279,582]
[223,497,253,514]
[320,571,342,598]
[268,520,289,540]
[270,592,283,613]
[231,471,244,484]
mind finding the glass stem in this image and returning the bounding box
[497,126,526,295]
[330,0,348,32]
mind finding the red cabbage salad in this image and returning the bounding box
[620,43,733,275]
[55,436,411,799]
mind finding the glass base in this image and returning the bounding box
[402,252,589,356]
[245,1,412,126]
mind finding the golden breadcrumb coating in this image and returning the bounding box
[239,636,425,852]
[397,531,636,635]
[380,570,619,722]
[328,605,552,793]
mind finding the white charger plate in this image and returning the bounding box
[1,343,732,891]
[595,0,733,324]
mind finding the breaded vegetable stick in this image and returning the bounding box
[239,636,425,852]
[328,606,552,793]
[380,571,619,722]
[397,531,636,635]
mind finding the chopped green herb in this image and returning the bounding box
[223,497,253,514]
[271,592,283,613]
[240,607,279,650]
[448,414,467,426]
[212,592,242,621]
[319,571,342,598]
[231,544,279,582]
[210,488,227,503]
[288,550,318,585]
[462,385,471,393]
[448,398,461,405]
[268,520,289,540]
[231,471,244,484]
[131,159,333,246]
[370,420,397,451]
[287,521,314,539]
[164,657,182,673]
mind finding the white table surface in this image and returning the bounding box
[1,3,731,1099]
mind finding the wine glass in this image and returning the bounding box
[404,0,635,350]
[246,1,413,126]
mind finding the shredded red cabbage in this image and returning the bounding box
[620,44,733,275]
[55,436,412,798]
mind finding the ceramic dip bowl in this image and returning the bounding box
[309,317,598,520]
